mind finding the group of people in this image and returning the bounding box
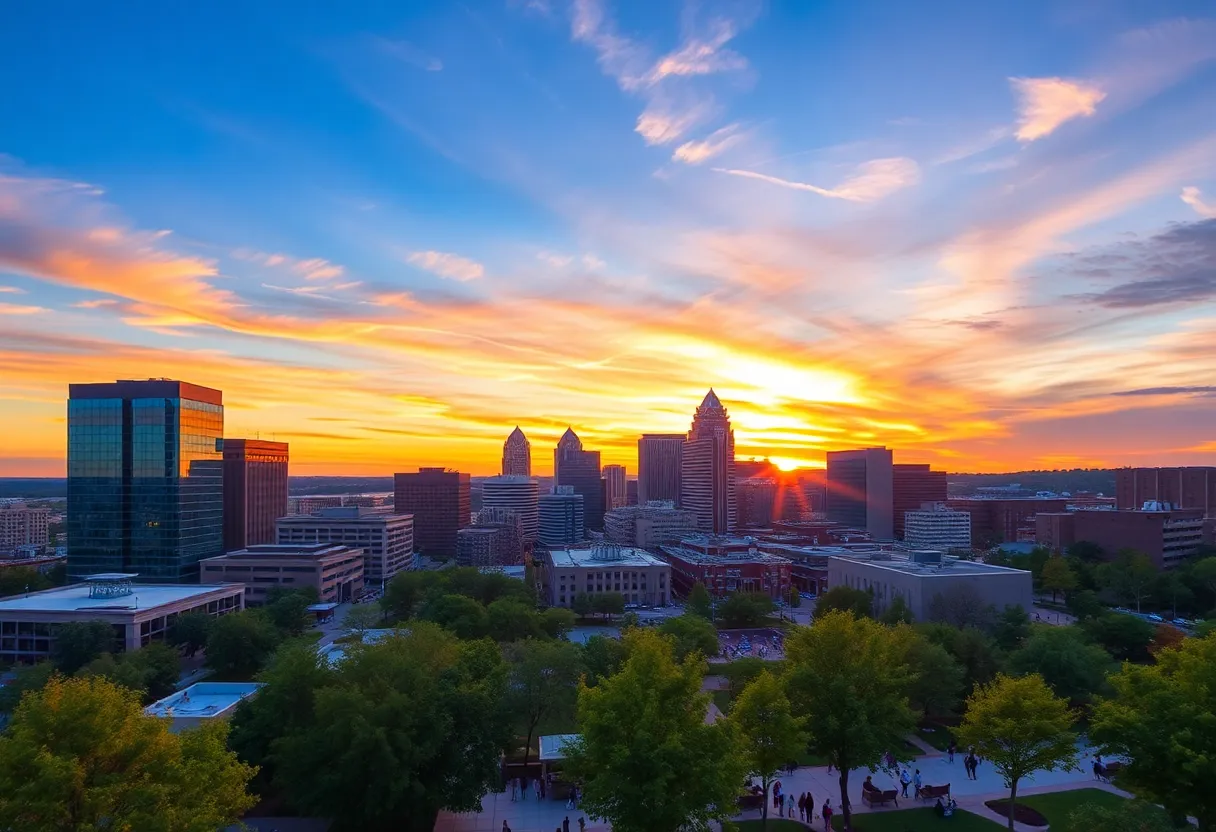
[769,781,834,831]
[501,817,586,832]
[718,631,784,660]
[508,774,580,808]
[897,767,923,798]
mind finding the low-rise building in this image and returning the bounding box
[0,574,243,664]
[660,535,792,599]
[1035,507,1206,569]
[0,504,50,552]
[276,507,414,585]
[544,543,671,608]
[603,501,699,548]
[145,682,263,732]
[828,552,1032,621]
[903,503,972,551]
[200,543,364,606]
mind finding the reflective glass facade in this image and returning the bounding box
[68,382,224,582]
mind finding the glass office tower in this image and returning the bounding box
[67,380,224,582]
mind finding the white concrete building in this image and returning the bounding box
[603,501,700,547]
[481,475,539,542]
[276,506,414,585]
[543,543,671,608]
[903,502,972,551]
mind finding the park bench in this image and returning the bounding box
[737,792,764,812]
[1102,762,1123,776]
[861,783,899,807]
[919,784,950,802]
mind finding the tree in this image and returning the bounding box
[1006,625,1111,706]
[1041,556,1078,603]
[730,671,808,832]
[720,655,770,699]
[956,673,1078,831]
[581,634,628,687]
[504,639,583,768]
[1067,589,1104,620]
[123,642,183,702]
[718,592,775,628]
[343,602,383,638]
[879,595,914,626]
[571,591,594,619]
[687,582,713,620]
[270,624,512,832]
[205,611,281,679]
[592,592,626,620]
[659,613,719,662]
[892,626,966,718]
[992,604,1031,651]
[564,628,747,832]
[918,623,1002,695]
[418,593,489,639]
[928,584,996,630]
[814,585,872,619]
[1067,800,1176,832]
[1148,623,1185,657]
[1092,632,1216,831]
[0,675,256,831]
[0,661,54,714]
[486,597,541,642]
[1099,550,1157,613]
[1067,540,1105,562]
[52,620,116,674]
[621,611,641,629]
[264,586,319,636]
[1082,613,1155,662]
[785,611,915,830]
[1153,570,1194,619]
[167,611,213,656]
[380,570,445,620]
[786,587,802,609]
[539,606,577,639]
[0,566,52,599]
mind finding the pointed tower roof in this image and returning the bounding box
[507,426,527,441]
[701,388,722,409]
[558,427,580,444]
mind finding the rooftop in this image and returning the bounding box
[209,543,361,561]
[279,507,411,523]
[0,581,240,613]
[547,544,668,568]
[538,733,580,762]
[831,552,1026,577]
[145,682,263,720]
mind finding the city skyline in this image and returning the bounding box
[4,3,1216,477]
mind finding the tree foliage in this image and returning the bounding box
[418,593,489,639]
[380,567,533,622]
[565,628,747,832]
[166,611,213,655]
[0,675,255,832]
[343,602,383,637]
[956,673,1077,831]
[891,626,966,717]
[717,592,775,628]
[539,606,577,639]
[992,604,1031,651]
[504,639,583,767]
[486,598,542,642]
[659,613,719,662]
[1041,557,1078,602]
[51,620,116,674]
[571,591,594,618]
[918,623,1003,694]
[79,641,182,703]
[1092,632,1216,832]
[1099,550,1157,613]
[814,585,873,619]
[580,634,628,687]
[1067,589,1105,621]
[1006,625,1111,706]
[263,586,320,636]
[0,566,57,599]
[1081,614,1155,663]
[0,661,54,714]
[928,584,996,630]
[729,670,808,832]
[205,611,281,679]
[687,582,713,620]
[784,610,915,830]
[878,594,914,626]
[592,591,627,620]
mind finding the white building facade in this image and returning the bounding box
[276,506,414,585]
[903,503,972,551]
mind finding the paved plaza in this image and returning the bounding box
[435,740,1117,832]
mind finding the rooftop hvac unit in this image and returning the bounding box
[911,550,942,565]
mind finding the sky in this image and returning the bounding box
[2,0,1216,478]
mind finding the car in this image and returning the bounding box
[1172,618,1192,627]
[1114,607,1132,614]
[1147,614,1164,623]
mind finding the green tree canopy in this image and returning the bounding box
[580,634,628,687]
[1006,625,1111,707]
[592,591,627,620]
[992,604,1031,651]
[878,594,914,626]
[956,673,1078,831]
[1067,540,1106,562]
[270,624,511,832]
[263,586,320,636]
[917,622,1003,694]
[1098,550,1157,613]
[0,661,54,714]
[1041,556,1078,603]
[205,611,282,679]
[571,591,594,618]
[166,610,213,655]
[659,613,719,661]
[504,638,583,768]
[0,566,55,599]
[343,602,383,637]
[891,626,966,718]
[720,656,771,700]
[486,597,541,642]
[51,620,116,675]
[564,628,747,832]
[784,610,914,830]
[1092,632,1216,831]
[729,670,808,832]
[716,592,775,628]
[687,582,713,620]
[0,675,256,831]
[1081,613,1155,663]
[418,593,490,639]
[1066,589,1105,620]
[928,583,997,630]
[814,585,873,619]
[81,641,182,704]
[539,606,577,639]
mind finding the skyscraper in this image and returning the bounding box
[393,468,470,558]
[501,426,532,477]
[826,447,894,539]
[680,390,736,535]
[638,434,684,505]
[891,463,947,540]
[67,379,224,582]
[538,486,585,546]
[603,464,627,510]
[554,428,603,533]
[481,474,539,542]
[222,439,289,551]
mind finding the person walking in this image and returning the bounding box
[510,777,519,802]
[913,769,923,799]
[805,792,813,822]
[563,816,570,832]
[948,739,956,764]
[773,780,782,811]
[540,776,547,800]
[798,793,807,822]
[503,822,511,832]
[521,774,529,800]
[822,799,833,832]
[787,792,797,818]
[578,818,586,832]
[900,768,911,797]
[534,778,542,801]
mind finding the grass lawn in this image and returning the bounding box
[734,821,807,832]
[915,724,955,751]
[830,807,1003,830]
[1018,788,1127,832]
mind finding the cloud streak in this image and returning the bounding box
[406,250,485,281]
[713,157,921,202]
[672,123,743,164]
[1010,76,1106,141]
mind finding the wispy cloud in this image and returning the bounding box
[645,18,748,85]
[0,285,25,294]
[0,302,44,315]
[673,123,743,164]
[372,37,443,72]
[406,250,485,281]
[1181,186,1216,218]
[714,157,921,202]
[1010,77,1106,142]
[636,98,715,145]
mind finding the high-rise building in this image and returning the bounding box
[276,506,414,584]
[222,439,289,552]
[554,429,603,533]
[0,504,50,552]
[638,434,684,505]
[538,486,584,546]
[892,463,947,540]
[1115,467,1216,516]
[481,475,539,542]
[680,390,736,535]
[603,464,627,510]
[737,478,778,528]
[603,501,699,548]
[626,479,639,506]
[826,447,894,540]
[393,468,470,559]
[501,426,532,477]
[67,379,224,582]
[903,503,972,550]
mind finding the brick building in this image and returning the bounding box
[659,535,792,599]
[394,468,470,558]
[1116,467,1216,515]
[946,498,1069,547]
[892,463,947,540]
[222,439,289,552]
[1035,508,1207,569]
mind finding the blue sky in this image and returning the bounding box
[1,0,1215,476]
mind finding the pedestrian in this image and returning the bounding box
[503,822,511,832]
[948,740,956,764]
[786,792,796,818]
[913,768,923,798]
[563,816,570,832]
[521,774,529,800]
[578,818,586,832]
[773,780,782,810]
[805,792,813,821]
[899,768,911,798]
[540,776,547,799]
[534,778,542,801]
[822,799,833,832]
[510,777,519,801]
[798,793,807,822]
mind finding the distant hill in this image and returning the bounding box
[0,479,66,499]
[946,469,1117,497]
[288,476,395,496]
